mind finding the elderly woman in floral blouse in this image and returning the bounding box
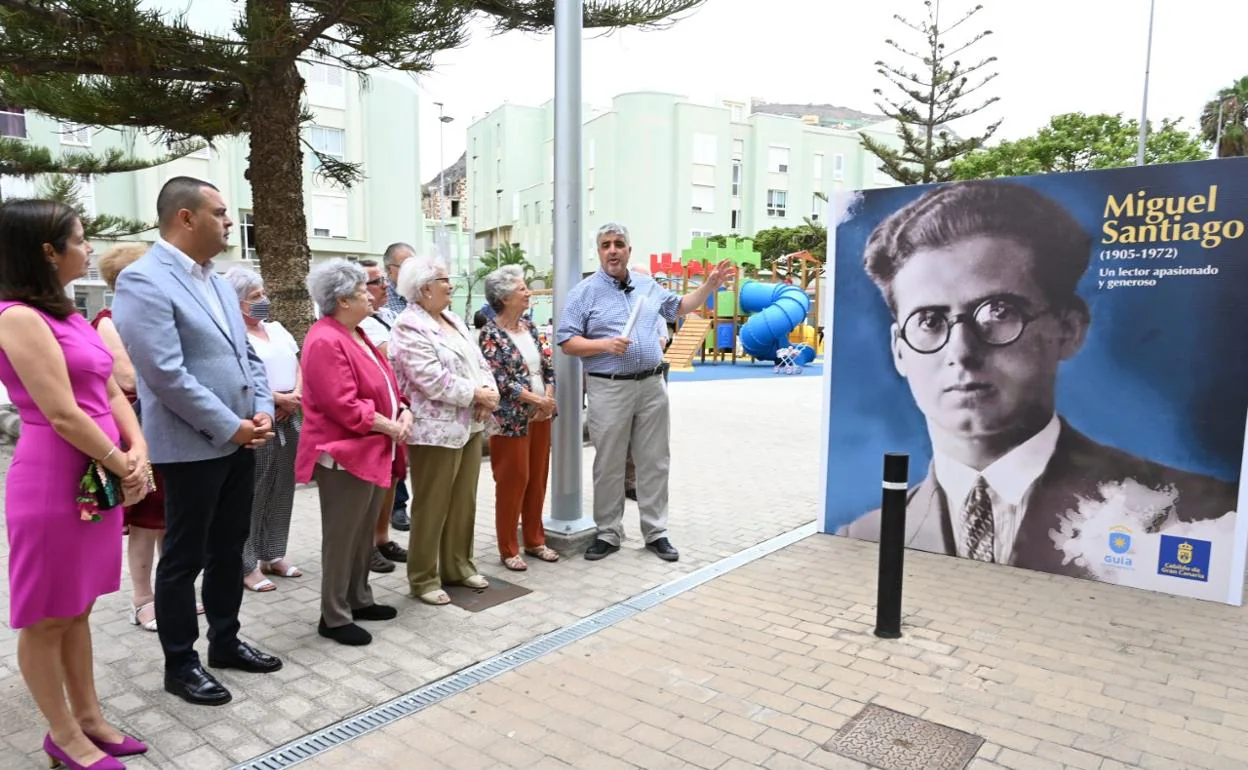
[389,255,500,605]
[478,266,559,571]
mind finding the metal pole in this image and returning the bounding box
[874,452,909,639]
[1136,0,1156,166]
[1213,100,1224,159]
[437,103,446,221]
[548,0,590,531]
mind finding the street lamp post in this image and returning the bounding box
[433,102,454,265]
[1136,0,1157,166]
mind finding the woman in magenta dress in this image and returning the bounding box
[0,200,151,769]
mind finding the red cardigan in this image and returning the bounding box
[295,316,406,488]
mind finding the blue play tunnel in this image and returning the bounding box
[738,281,816,364]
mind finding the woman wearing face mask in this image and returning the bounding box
[225,268,304,592]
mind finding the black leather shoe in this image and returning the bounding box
[378,540,408,563]
[207,641,283,674]
[318,618,372,646]
[370,549,396,573]
[391,507,411,532]
[645,537,680,562]
[352,604,398,621]
[584,539,620,561]
[624,487,638,501]
[165,664,232,706]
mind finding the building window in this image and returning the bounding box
[731,161,742,198]
[308,126,345,169]
[450,199,460,218]
[523,204,530,225]
[303,60,345,108]
[730,208,741,231]
[766,189,787,218]
[691,229,713,240]
[732,139,744,159]
[692,133,717,166]
[495,122,501,149]
[813,153,824,180]
[0,174,35,199]
[728,103,745,122]
[535,206,541,225]
[811,194,824,221]
[239,211,257,258]
[77,176,97,217]
[587,188,595,215]
[768,147,790,174]
[61,122,91,147]
[833,153,845,181]
[691,184,715,213]
[0,105,26,139]
[310,194,348,238]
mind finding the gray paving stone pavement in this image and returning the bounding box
[0,374,823,769]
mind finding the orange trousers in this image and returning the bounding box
[489,418,552,559]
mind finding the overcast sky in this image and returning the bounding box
[410,0,1245,181]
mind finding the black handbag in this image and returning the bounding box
[76,459,122,522]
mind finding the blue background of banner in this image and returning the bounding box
[823,158,1248,531]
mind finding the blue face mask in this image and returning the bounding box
[248,297,271,321]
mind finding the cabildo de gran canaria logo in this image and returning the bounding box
[1105,525,1133,569]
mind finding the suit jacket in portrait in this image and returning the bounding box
[843,419,1238,577]
[111,241,273,464]
[477,318,556,438]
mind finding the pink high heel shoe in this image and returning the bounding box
[42,734,124,770]
[87,733,147,757]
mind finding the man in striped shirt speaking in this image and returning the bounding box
[557,222,734,562]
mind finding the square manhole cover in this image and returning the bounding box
[823,704,984,770]
[443,576,532,612]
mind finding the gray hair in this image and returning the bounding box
[223,266,264,300]
[483,265,526,312]
[383,242,415,268]
[396,254,448,303]
[595,222,630,245]
[306,258,367,317]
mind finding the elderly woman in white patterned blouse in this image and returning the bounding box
[388,255,500,606]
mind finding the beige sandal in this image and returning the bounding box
[502,555,528,571]
[525,545,560,563]
[418,590,451,606]
[130,602,157,632]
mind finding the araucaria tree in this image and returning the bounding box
[0,0,705,336]
[860,0,1001,185]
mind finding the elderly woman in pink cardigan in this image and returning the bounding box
[389,255,499,606]
[297,260,411,645]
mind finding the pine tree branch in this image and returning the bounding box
[0,137,206,177]
[471,0,707,33]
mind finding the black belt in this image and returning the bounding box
[587,365,665,381]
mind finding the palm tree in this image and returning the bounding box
[1200,76,1248,158]
[475,242,536,282]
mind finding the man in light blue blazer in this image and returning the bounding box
[113,176,282,707]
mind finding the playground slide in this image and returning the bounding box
[737,281,817,364]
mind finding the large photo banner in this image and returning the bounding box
[820,158,1248,605]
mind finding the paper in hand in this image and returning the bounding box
[620,283,655,340]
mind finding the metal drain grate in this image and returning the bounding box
[823,704,985,770]
[232,521,817,769]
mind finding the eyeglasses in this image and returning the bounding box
[365,278,385,287]
[899,297,1051,355]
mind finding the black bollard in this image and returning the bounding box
[873,452,909,639]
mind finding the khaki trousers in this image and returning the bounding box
[406,432,483,596]
[314,465,385,628]
[585,374,670,546]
